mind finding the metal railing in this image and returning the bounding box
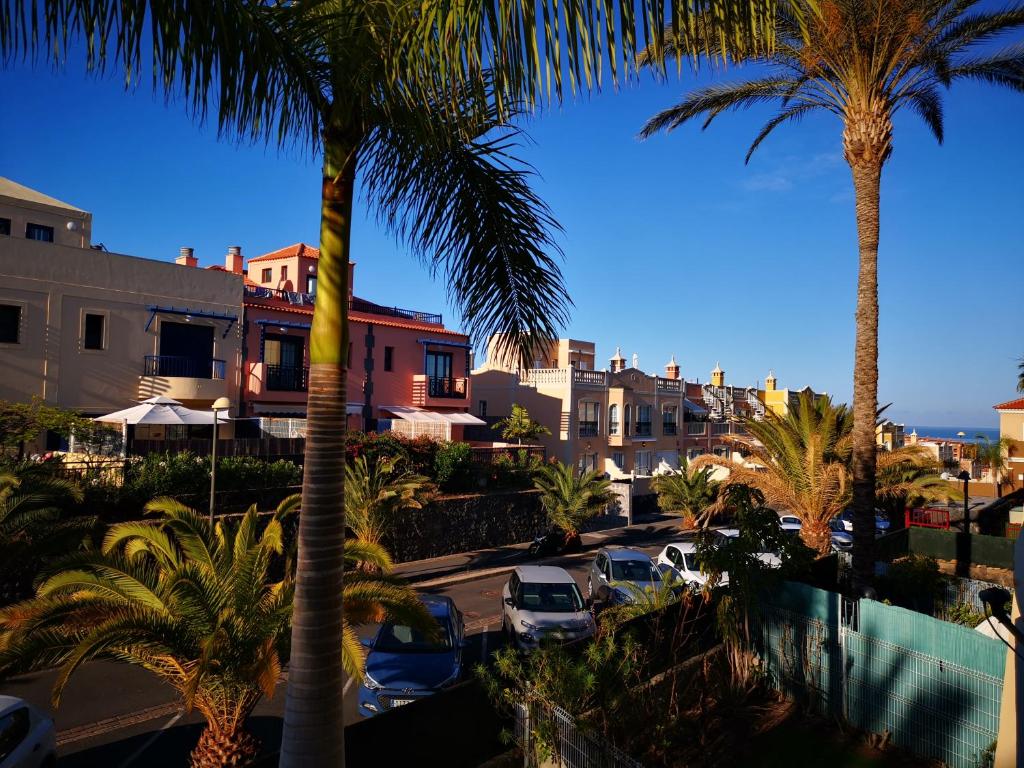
[656,377,681,392]
[144,355,225,379]
[266,364,308,391]
[244,285,442,325]
[663,422,678,436]
[515,703,644,768]
[685,422,707,435]
[634,421,652,437]
[427,376,467,399]
[578,421,599,437]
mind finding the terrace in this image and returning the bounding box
[244,284,443,325]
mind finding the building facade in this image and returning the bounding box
[876,420,906,451]
[994,397,1024,490]
[239,243,481,440]
[472,337,816,476]
[0,178,243,428]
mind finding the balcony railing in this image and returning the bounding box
[572,369,608,387]
[663,422,678,436]
[634,422,652,437]
[686,422,707,436]
[428,376,467,399]
[266,364,308,392]
[608,422,620,436]
[243,285,443,325]
[711,422,732,435]
[144,355,225,379]
[579,421,599,437]
[656,377,682,393]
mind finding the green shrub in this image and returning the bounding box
[874,555,947,614]
[433,442,474,491]
[945,602,986,627]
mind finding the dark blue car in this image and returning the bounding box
[357,595,467,717]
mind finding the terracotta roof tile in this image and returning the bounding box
[995,397,1024,411]
[242,297,467,336]
[247,243,321,264]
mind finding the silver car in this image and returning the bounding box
[501,566,595,650]
[587,548,664,607]
[0,696,56,768]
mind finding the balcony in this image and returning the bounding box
[634,422,652,437]
[686,422,707,436]
[140,355,227,401]
[412,374,469,407]
[266,364,308,392]
[572,369,608,387]
[244,285,443,325]
[579,421,599,438]
[656,377,682,393]
[663,422,678,436]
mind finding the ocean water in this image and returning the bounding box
[906,426,1000,442]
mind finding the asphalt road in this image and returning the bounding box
[0,522,686,766]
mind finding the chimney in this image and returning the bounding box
[665,355,680,380]
[226,245,244,274]
[176,247,197,268]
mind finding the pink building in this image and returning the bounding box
[233,243,481,440]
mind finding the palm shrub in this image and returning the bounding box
[975,435,1017,497]
[344,455,429,546]
[875,447,960,527]
[533,461,613,544]
[0,497,432,768]
[641,0,1024,586]
[652,459,719,528]
[494,404,551,445]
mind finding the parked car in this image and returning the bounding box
[655,542,709,588]
[0,696,55,768]
[780,516,854,554]
[837,509,891,535]
[587,548,665,606]
[712,529,782,569]
[527,526,583,557]
[357,595,467,716]
[501,566,595,650]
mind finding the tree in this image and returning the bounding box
[975,435,1016,497]
[0,398,102,459]
[0,498,431,767]
[875,447,960,526]
[651,458,719,528]
[640,0,1024,586]
[343,456,429,546]
[1017,356,1024,393]
[494,403,551,445]
[533,461,612,544]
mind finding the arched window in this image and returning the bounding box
[624,404,632,437]
[609,404,619,435]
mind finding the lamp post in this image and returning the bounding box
[957,469,971,525]
[209,397,231,524]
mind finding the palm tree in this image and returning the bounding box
[3,3,780,763]
[533,461,613,546]
[875,447,960,526]
[344,455,429,546]
[494,403,551,445]
[651,458,719,528]
[640,0,1024,585]
[975,435,1016,497]
[0,498,431,767]
[1017,356,1024,393]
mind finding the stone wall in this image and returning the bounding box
[383,489,549,563]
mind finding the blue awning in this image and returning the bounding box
[146,305,239,338]
[683,399,709,415]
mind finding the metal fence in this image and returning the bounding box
[514,704,645,768]
[753,586,1004,768]
[936,577,1014,623]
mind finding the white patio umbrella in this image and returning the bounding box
[94,396,229,425]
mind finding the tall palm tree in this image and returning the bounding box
[874,447,960,526]
[344,455,429,546]
[651,458,719,528]
[975,435,1017,497]
[640,0,1024,585]
[1017,356,1024,393]
[533,461,613,544]
[4,3,780,764]
[0,498,431,767]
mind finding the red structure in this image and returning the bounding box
[905,507,951,530]
[234,243,482,439]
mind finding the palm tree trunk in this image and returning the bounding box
[190,724,259,768]
[280,127,359,768]
[848,157,883,589]
[801,520,832,556]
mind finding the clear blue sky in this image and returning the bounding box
[2,43,1021,427]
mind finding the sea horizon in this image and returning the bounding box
[905,425,1000,442]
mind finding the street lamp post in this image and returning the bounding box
[957,469,971,525]
[209,397,231,524]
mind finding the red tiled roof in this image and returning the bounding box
[242,296,467,336]
[247,243,321,264]
[995,397,1024,411]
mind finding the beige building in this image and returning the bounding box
[876,419,906,451]
[473,337,787,476]
[995,397,1024,490]
[0,178,242,430]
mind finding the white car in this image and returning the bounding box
[501,566,596,650]
[779,515,853,553]
[655,542,713,588]
[713,529,782,569]
[0,696,56,768]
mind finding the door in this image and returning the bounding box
[158,321,215,377]
[425,350,454,396]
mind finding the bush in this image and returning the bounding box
[344,431,439,476]
[434,442,474,491]
[875,555,947,614]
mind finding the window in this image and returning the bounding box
[306,274,317,294]
[612,451,624,469]
[425,350,453,380]
[0,218,10,236]
[635,405,652,436]
[347,342,353,368]
[635,450,652,475]
[687,448,705,461]
[384,345,394,371]
[281,265,288,281]
[0,304,20,343]
[261,267,272,283]
[608,404,619,435]
[0,707,31,763]
[478,400,487,418]
[578,401,599,437]
[662,405,678,435]
[624,405,632,436]
[578,452,598,472]
[25,222,54,242]
[83,312,105,350]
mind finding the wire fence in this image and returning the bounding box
[753,588,1004,768]
[514,703,645,768]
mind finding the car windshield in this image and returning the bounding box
[682,553,699,571]
[519,582,585,613]
[374,618,452,653]
[611,559,661,583]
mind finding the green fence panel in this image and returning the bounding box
[908,527,1014,570]
[761,580,835,618]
